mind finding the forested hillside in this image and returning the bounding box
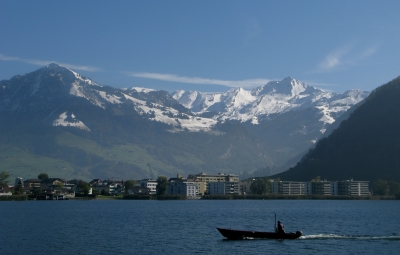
[272,77,400,182]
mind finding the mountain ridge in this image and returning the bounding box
[0,64,370,180]
[172,77,369,131]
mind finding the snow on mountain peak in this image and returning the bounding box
[254,77,308,97]
[129,87,156,93]
[2,65,370,135]
[46,63,60,69]
[172,77,369,131]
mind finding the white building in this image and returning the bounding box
[167,181,199,197]
[207,181,239,195]
[193,173,239,195]
[140,179,158,195]
[272,181,306,195]
[331,179,370,196]
[306,181,331,195]
[273,179,370,196]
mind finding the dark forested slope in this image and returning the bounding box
[273,77,400,182]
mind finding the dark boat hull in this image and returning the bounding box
[217,227,302,240]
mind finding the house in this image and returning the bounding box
[89,179,102,186]
[0,186,12,196]
[23,179,42,189]
[65,179,80,189]
[40,178,66,190]
[36,188,75,200]
[92,180,124,195]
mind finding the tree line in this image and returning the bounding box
[373,180,400,196]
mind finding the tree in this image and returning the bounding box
[311,176,322,182]
[32,187,41,195]
[77,180,91,196]
[38,173,49,180]
[0,171,10,187]
[250,177,271,195]
[100,189,110,196]
[14,184,24,195]
[373,180,389,196]
[56,181,64,188]
[124,180,136,194]
[156,176,168,196]
[388,181,400,196]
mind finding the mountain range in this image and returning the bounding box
[0,64,369,181]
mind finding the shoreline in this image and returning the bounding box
[2,194,399,201]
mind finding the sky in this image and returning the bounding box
[1,0,400,93]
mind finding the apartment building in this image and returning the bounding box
[272,181,306,195]
[140,179,158,195]
[192,172,239,195]
[306,181,332,195]
[167,181,199,197]
[331,179,370,196]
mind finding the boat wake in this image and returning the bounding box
[299,234,400,241]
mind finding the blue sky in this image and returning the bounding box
[1,0,399,92]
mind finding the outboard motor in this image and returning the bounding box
[296,231,302,236]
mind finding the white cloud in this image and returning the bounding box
[125,72,271,88]
[316,42,378,73]
[318,46,351,71]
[0,54,102,72]
[360,46,378,58]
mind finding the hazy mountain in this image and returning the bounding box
[0,64,369,180]
[0,64,271,180]
[272,76,400,182]
[172,77,369,166]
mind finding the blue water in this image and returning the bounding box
[1,200,399,254]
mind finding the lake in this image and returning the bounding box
[1,200,399,254]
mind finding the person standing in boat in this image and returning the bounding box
[277,221,285,234]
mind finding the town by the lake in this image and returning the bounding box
[2,171,392,201]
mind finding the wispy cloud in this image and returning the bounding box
[0,54,102,72]
[125,72,271,88]
[360,46,378,58]
[318,45,353,71]
[316,43,378,73]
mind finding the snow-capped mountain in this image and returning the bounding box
[0,64,371,180]
[172,77,369,133]
[0,63,215,132]
[0,64,368,136]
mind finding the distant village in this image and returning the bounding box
[0,172,372,200]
